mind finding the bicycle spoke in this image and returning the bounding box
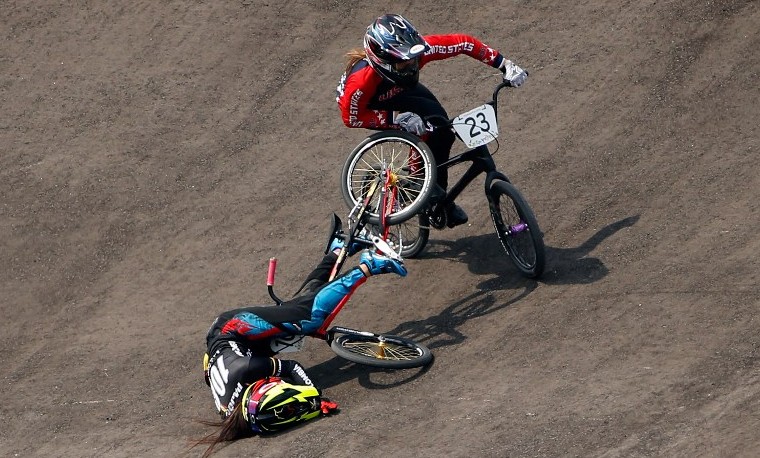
[489,180,545,278]
[341,340,421,361]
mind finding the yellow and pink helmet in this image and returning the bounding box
[241,377,323,433]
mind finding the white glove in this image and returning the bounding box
[395,112,427,136]
[500,59,528,87]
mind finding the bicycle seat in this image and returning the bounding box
[323,213,343,255]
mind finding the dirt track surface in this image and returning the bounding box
[2,1,759,457]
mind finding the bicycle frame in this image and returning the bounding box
[425,82,513,215]
[330,167,394,280]
[433,145,510,211]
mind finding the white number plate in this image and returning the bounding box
[451,104,499,148]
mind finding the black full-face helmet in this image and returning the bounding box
[363,14,430,87]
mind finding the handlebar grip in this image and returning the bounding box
[267,257,277,286]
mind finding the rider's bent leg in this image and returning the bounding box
[233,252,403,337]
[293,253,339,296]
[298,268,367,334]
[242,258,367,336]
[285,252,406,334]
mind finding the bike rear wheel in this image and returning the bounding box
[487,179,546,278]
[341,131,436,225]
[330,333,433,369]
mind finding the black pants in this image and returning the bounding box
[370,83,456,189]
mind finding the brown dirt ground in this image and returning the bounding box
[2,1,759,457]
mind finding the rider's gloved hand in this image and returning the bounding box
[395,112,427,136]
[500,59,528,87]
[320,398,339,415]
[360,251,407,277]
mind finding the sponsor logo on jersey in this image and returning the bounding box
[349,89,364,126]
[293,364,314,386]
[427,42,474,55]
[227,382,245,412]
[229,341,245,357]
[378,86,404,102]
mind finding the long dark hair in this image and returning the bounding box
[191,403,252,457]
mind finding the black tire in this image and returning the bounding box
[366,214,430,258]
[487,179,546,278]
[330,333,433,369]
[341,131,437,225]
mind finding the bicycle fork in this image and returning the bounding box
[379,167,396,238]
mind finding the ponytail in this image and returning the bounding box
[344,48,367,74]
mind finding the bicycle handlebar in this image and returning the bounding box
[491,80,513,112]
[267,257,277,286]
[267,257,284,305]
[424,81,513,128]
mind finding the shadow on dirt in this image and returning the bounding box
[387,214,640,347]
[425,214,640,285]
[540,215,640,285]
[306,353,432,391]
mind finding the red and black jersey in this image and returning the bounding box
[336,33,505,129]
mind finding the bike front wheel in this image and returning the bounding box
[330,333,433,369]
[366,214,430,258]
[487,179,546,278]
[341,131,437,225]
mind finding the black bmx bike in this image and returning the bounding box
[340,81,546,279]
